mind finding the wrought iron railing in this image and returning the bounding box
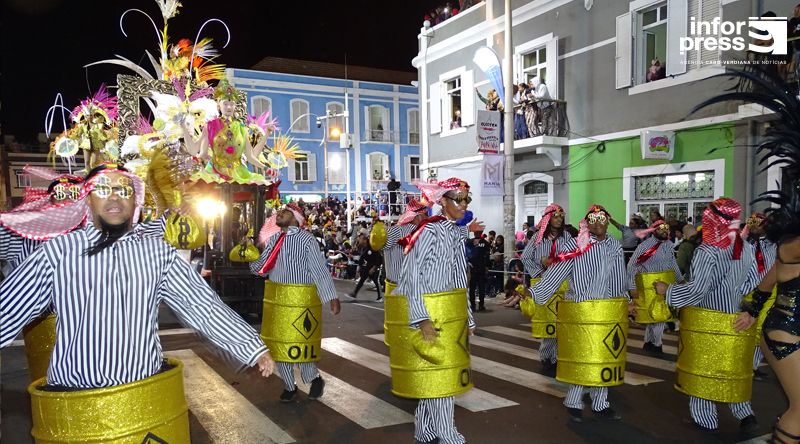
[517,99,570,138]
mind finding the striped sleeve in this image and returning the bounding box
[305,237,338,303]
[405,227,437,325]
[666,247,716,309]
[136,212,169,239]
[608,240,628,298]
[383,225,405,250]
[0,246,54,347]
[0,226,23,263]
[520,239,540,277]
[250,232,280,276]
[626,241,648,291]
[530,251,574,304]
[160,254,268,366]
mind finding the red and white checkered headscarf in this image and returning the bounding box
[635,219,669,239]
[284,202,306,227]
[0,164,144,240]
[414,177,470,204]
[257,202,306,246]
[398,198,430,225]
[576,204,611,250]
[534,203,565,245]
[702,197,741,249]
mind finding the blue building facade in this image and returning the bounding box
[227,66,420,202]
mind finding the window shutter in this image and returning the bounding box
[308,153,317,182]
[699,0,721,66]
[615,13,633,89]
[546,38,559,99]
[461,70,475,127]
[429,82,442,134]
[404,156,411,182]
[364,106,371,140]
[287,158,296,182]
[666,0,689,76]
[383,107,391,141]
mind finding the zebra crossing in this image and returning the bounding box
[155,321,682,440]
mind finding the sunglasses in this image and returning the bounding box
[656,223,670,232]
[52,183,82,201]
[551,210,565,218]
[586,212,608,225]
[444,195,472,205]
[746,217,764,228]
[90,176,134,200]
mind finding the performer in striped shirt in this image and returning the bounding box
[529,204,627,422]
[1,164,275,389]
[251,203,340,402]
[655,198,759,433]
[626,219,682,356]
[742,212,777,376]
[395,178,479,444]
[383,198,429,284]
[520,203,572,374]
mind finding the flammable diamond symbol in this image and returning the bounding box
[291,308,319,340]
[602,323,626,359]
[547,294,563,316]
[140,433,168,444]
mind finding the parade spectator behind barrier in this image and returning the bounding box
[500,259,526,308]
[469,231,491,312]
[676,224,700,280]
[610,213,647,263]
[347,236,383,301]
[489,234,505,297]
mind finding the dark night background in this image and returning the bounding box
[0,0,442,143]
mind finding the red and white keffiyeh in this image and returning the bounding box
[534,203,564,245]
[397,198,430,225]
[413,177,470,204]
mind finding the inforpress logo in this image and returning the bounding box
[679,17,788,55]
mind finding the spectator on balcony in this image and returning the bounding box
[526,76,553,137]
[646,58,666,83]
[450,109,462,129]
[387,177,401,215]
[477,88,504,143]
[513,83,530,140]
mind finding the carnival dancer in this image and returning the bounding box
[742,212,777,379]
[626,219,683,356]
[520,203,572,375]
[394,178,480,444]
[528,205,627,422]
[0,164,273,440]
[251,202,340,402]
[655,198,759,434]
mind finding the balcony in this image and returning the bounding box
[363,129,395,143]
[734,52,798,120]
[511,99,570,166]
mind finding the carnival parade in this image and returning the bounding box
[3,0,800,443]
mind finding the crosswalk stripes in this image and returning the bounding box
[321,337,518,412]
[164,349,296,444]
[520,322,681,345]
[481,326,676,372]
[468,334,662,385]
[365,334,570,398]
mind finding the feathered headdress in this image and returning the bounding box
[71,84,118,124]
[692,68,800,244]
[214,78,243,102]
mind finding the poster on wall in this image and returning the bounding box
[641,130,675,160]
[477,110,500,153]
[481,154,504,196]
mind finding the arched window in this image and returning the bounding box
[290,99,310,133]
[523,180,548,195]
[407,109,420,144]
[251,96,271,117]
[326,102,345,141]
[366,105,390,142]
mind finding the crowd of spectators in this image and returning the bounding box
[422,1,477,27]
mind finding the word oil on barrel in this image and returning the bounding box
[261,281,323,363]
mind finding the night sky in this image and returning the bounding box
[1,0,441,142]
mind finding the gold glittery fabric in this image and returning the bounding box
[556,298,629,387]
[674,307,756,403]
[389,288,473,399]
[528,278,569,339]
[260,281,322,363]
[743,287,778,342]
[634,271,677,323]
[23,314,57,382]
[28,358,189,443]
[383,280,407,348]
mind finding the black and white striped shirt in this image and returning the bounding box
[520,231,574,278]
[626,236,682,290]
[383,223,416,284]
[745,237,778,288]
[666,242,758,313]
[394,219,475,328]
[530,235,627,304]
[0,225,41,272]
[250,227,338,303]
[0,224,266,388]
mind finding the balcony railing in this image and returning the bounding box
[735,51,799,96]
[513,99,570,139]
[363,129,396,142]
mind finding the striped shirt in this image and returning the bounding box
[0,224,266,388]
[520,231,574,278]
[750,237,777,283]
[666,242,758,313]
[626,236,683,290]
[383,223,416,284]
[394,219,475,328]
[0,226,41,272]
[530,235,626,304]
[250,226,338,303]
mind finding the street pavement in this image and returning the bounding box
[0,279,787,443]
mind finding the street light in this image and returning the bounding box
[196,197,226,272]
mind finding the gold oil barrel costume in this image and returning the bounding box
[556,298,629,387]
[527,278,569,338]
[23,314,57,382]
[261,281,322,363]
[390,288,473,398]
[28,358,189,443]
[384,280,408,348]
[634,271,677,324]
[675,307,757,403]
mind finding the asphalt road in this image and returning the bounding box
[0,279,786,443]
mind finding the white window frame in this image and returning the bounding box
[288,151,316,183]
[365,152,390,181]
[326,102,345,141]
[407,108,420,145]
[327,151,346,184]
[437,66,474,137]
[365,105,391,142]
[514,33,559,99]
[289,99,310,133]
[15,170,31,188]
[250,96,272,117]
[634,2,668,85]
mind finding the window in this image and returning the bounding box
[365,105,390,142]
[251,96,271,116]
[523,180,548,195]
[326,102,345,141]
[634,171,715,224]
[288,151,316,183]
[367,152,389,181]
[637,3,667,84]
[328,152,346,184]
[445,77,462,130]
[294,156,310,182]
[407,109,420,144]
[521,47,547,85]
[430,68,474,134]
[405,156,420,181]
[15,170,30,188]
[290,99,309,133]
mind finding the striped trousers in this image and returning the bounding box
[689,397,753,430]
[563,385,610,411]
[645,322,666,346]
[753,346,764,370]
[276,362,320,391]
[539,338,557,364]
[414,397,465,443]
